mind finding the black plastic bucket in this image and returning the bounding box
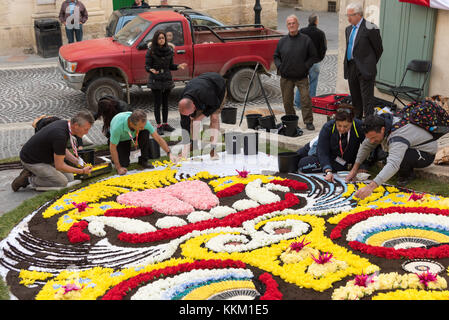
[224,132,242,154]
[78,149,95,165]
[246,113,262,129]
[149,139,161,159]
[221,107,237,124]
[278,152,300,173]
[259,115,276,131]
[243,132,259,155]
[281,114,299,137]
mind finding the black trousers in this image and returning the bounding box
[116,129,151,167]
[152,88,171,125]
[398,148,435,178]
[296,144,368,173]
[296,144,322,173]
[298,155,350,173]
[347,61,375,119]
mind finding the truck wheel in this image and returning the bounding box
[227,67,262,102]
[86,77,124,113]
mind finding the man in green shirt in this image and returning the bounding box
[109,109,173,175]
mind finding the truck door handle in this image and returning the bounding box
[176,50,186,54]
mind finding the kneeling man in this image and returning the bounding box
[12,111,95,191]
[109,109,174,175]
[346,114,437,198]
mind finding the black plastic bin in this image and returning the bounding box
[278,152,300,173]
[221,107,237,124]
[246,114,262,129]
[34,19,63,58]
[259,115,276,131]
[281,115,299,137]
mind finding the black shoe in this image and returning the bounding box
[397,171,416,187]
[306,123,315,131]
[157,126,164,135]
[162,123,175,132]
[138,161,154,170]
[11,169,32,192]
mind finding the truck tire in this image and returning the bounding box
[86,77,124,113]
[227,67,262,102]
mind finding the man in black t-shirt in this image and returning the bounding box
[178,72,227,160]
[32,114,84,147]
[12,111,95,191]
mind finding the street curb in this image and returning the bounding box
[0,61,58,71]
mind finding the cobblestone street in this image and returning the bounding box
[0,55,338,124]
[0,6,339,160]
[0,54,338,160]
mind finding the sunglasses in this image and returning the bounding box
[337,108,352,114]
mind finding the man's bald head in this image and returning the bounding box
[178,98,196,116]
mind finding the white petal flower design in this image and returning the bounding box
[187,211,214,223]
[84,216,157,235]
[209,206,237,219]
[155,216,187,229]
[245,179,280,204]
[264,183,290,192]
[232,199,260,211]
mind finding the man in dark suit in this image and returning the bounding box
[344,2,383,119]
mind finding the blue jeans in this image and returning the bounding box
[294,62,320,109]
[65,25,83,43]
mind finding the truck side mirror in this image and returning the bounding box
[137,41,149,50]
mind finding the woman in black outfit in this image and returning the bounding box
[145,30,187,135]
[95,95,129,139]
[296,105,367,182]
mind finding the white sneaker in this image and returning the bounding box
[34,180,81,191]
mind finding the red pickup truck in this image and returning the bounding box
[58,9,283,111]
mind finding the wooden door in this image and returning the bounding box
[376,0,436,97]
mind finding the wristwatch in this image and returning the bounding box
[325,170,332,175]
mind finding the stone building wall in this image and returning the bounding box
[279,0,341,12]
[0,0,277,54]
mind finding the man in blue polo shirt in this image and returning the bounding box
[109,109,173,175]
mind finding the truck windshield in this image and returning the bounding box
[113,16,151,46]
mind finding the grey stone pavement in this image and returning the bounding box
[0,5,447,217]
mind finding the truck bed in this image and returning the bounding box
[193,26,283,44]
